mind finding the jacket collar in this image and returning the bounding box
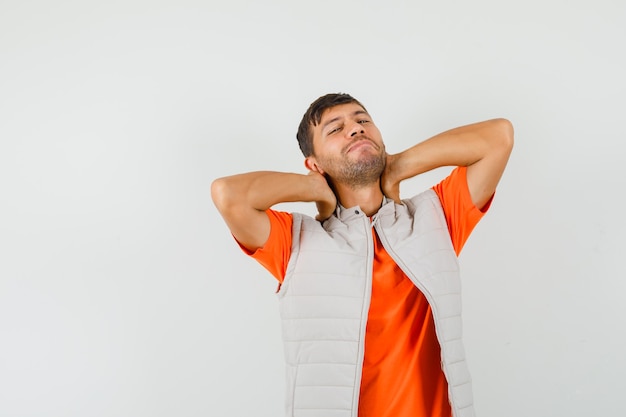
[333,196,396,222]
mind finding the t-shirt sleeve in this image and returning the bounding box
[235,209,293,283]
[432,166,493,255]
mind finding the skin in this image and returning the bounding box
[211,102,514,252]
[304,104,387,216]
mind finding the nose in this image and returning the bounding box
[348,121,365,137]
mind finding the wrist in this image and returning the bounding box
[306,172,333,202]
[384,153,401,185]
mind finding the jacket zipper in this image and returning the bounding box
[351,214,375,416]
[373,221,457,415]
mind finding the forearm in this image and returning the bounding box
[212,170,336,250]
[211,171,328,213]
[387,118,514,183]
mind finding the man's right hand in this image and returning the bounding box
[212,170,338,251]
[307,171,337,221]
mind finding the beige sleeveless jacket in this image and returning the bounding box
[277,189,475,417]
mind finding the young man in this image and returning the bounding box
[211,93,513,417]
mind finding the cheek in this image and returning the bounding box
[373,131,385,148]
[315,153,340,173]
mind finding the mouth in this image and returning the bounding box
[345,138,377,154]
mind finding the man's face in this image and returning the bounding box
[307,103,386,188]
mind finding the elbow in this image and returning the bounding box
[490,118,514,153]
[211,177,231,213]
[498,118,514,146]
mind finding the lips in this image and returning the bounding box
[345,138,377,154]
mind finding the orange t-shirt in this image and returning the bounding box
[246,166,490,417]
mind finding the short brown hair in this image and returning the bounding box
[296,93,366,157]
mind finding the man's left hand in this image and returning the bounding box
[381,153,401,203]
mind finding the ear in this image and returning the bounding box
[304,157,325,174]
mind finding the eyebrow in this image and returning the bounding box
[321,110,370,132]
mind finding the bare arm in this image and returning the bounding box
[381,118,514,209]
[211,171,337,251]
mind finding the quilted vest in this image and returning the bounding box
[277,189,475,417]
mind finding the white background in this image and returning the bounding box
[1,1,625,416]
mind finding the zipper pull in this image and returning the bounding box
[370,214,379,227]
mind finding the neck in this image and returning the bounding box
[333,181,385,216]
